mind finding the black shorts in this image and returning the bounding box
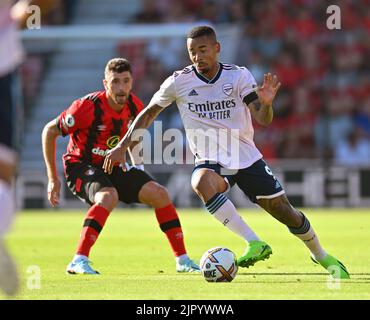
[65,163,154,206]
[192,159,285,203]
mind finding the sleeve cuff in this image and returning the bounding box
[243,91,258,105]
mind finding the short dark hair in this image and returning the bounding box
[105,58,132,78]
[187,25,217,41]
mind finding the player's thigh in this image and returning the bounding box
[191,167,229,202]
[0,144,17,183]
[234,159,285,203]
[65,163,114,206]
[110,167,154,204]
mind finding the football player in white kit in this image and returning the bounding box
[103,26,349,279]
[0,0,29,296]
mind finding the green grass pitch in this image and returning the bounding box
[2,208,370,300]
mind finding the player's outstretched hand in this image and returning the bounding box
[47,178,61,207]
[257,73,281,106]
[103,145,127,174]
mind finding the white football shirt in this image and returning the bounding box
[149,63,263,169]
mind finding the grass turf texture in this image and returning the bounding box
[3,208,370,300]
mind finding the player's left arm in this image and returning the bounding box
[248,73,281,126]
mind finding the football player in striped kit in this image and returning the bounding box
[42,58,199,274]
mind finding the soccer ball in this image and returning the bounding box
[199,247,238,282]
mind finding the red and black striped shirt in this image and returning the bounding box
[56,91,144,167]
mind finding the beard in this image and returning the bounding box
[196,63,211,76]
[197,64,208,73]
[115,94,127,105]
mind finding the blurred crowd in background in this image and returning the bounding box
[16,0,77,115]
[19,0,370,165]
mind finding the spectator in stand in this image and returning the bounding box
[254,22,283,62]
[354,99,370,137]
[315,92,355,157]
[196,0,224,24]
[132,0,163,23]
[335,129,370,166]
[224,0,247,24]
[247,50,268,84]
[161,0,194,23]
[290,7,318,39]
[273,50,305,89]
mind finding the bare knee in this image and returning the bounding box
[0,160,17,185]
[151,183,170,205]
[139,181,171,208]
[191,174,206,195]
[191,170,227,203]
[94,187,119,211]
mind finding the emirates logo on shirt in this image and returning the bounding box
[187,99,236,120]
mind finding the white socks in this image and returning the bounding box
[205,194,328,261]
[288,213,327,261]
[205,193,260,243]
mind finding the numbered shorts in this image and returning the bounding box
[65,162,154,205]
[192,159,285,203]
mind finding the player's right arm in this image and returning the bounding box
[41,98,91,206]
[41,119,62,207]
[103,104,164,174]
[103,74,177,174]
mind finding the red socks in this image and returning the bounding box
[155,203,187,257]
[76,203,186,258]
[76,204,110,257]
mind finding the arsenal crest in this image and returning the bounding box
[222,83,233,96]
